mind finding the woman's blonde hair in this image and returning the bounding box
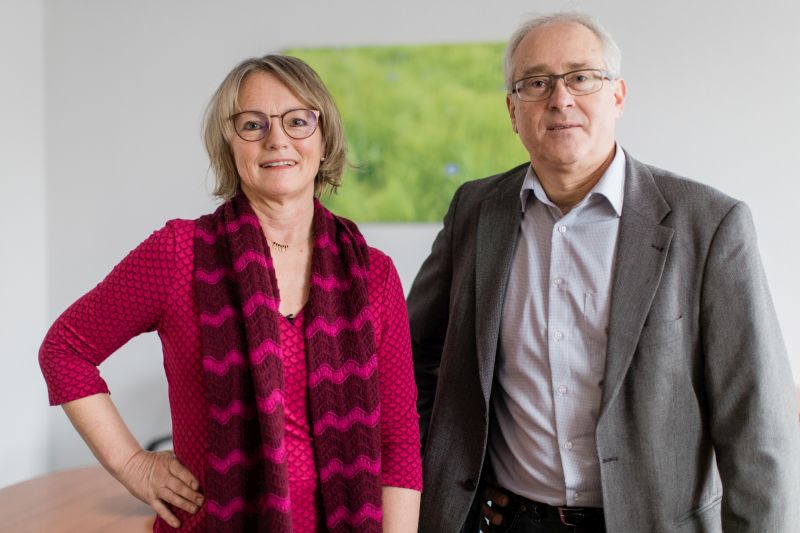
[203,54,347,199]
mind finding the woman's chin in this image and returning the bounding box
[244,184,315,205]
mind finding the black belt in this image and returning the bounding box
[502,488,605,530]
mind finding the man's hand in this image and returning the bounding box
[118,449,203,529]
[479,484,510,532]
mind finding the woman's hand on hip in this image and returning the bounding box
[118,449,203,529]
[61,394,203,529]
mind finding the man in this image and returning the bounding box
[408,12,800,533]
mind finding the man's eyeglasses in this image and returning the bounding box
[511,69,614,102]
[230,108,320,142]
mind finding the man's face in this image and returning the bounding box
[507,22,626,176]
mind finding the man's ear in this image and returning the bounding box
[613,77,627,117]
[507,93,518,133]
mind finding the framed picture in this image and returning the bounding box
[287,43,528,222]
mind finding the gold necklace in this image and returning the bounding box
[268,240,290,252]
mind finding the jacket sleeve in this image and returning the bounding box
[700,201,800,531]
[407,186,462,448]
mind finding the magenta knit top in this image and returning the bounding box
[39,219,422,532]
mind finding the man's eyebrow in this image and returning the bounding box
[516,64,549,78]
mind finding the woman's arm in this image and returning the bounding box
[39,225,176,404]
[369,250,422,530]
[62,393,202,529]
[382,486,421,533]
[41,223,203,527]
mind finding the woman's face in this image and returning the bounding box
[230,71,324,204]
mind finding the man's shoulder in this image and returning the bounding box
[629,156,740,215]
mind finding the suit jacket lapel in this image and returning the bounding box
[599,154,674,419]
[475,166,526,404]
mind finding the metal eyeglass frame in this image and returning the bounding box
[511,69,615,102]
[230,108,320,141]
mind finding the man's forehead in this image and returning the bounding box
[516,61,596,77]
[511,23,605,78]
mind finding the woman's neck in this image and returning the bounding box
[245,193,315,247]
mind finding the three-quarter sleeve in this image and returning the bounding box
[370,250,423,491]
[39,224,175,405]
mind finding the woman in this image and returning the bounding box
[39,54,422,532]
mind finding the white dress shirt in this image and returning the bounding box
[488,146,626,507]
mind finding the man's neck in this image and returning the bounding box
[533,146,617,214]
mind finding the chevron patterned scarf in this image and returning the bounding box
[194,193,382,531]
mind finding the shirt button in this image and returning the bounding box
[558,225,567,233]
[554,331,564,341]
[553,277,563,287]
[557,385,567,395]
[564,441,574,450]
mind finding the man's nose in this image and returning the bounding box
[548,79,575,109]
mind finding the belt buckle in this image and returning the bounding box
[558,506,587,527]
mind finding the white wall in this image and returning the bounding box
[2,0,796,479]
[0,0,49,488]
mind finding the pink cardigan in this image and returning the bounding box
[40,219,422,531]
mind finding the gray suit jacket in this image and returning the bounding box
[408,153,800,532]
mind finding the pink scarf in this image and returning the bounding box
[194,193,382,531]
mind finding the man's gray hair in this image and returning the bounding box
[503,12,622,92]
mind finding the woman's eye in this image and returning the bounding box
[242,121,264,131]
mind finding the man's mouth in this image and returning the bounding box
[547,124,579,131]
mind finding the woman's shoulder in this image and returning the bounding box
[367,246,393,276]
[127,220,196,267]
[156,219,196,250]
[138,219,195,242]
[366,246,404,301]
[164,218,196,234]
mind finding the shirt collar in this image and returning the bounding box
[519,143,626,216]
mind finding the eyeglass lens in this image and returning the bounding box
[515,69,605,101]
[233,109,318,141]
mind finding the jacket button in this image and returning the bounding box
[463,478,477,491]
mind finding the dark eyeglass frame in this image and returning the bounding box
[511,68,615,102]
[230,108,321,141]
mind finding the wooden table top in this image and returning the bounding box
[0,466,154,533]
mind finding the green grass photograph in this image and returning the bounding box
[286,43,529,222]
